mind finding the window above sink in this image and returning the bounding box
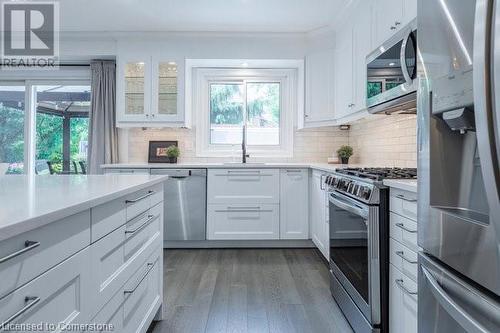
[187,59,304,158]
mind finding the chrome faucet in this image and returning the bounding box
[242,124,250,163]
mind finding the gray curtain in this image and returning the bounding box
[88,60,118,174]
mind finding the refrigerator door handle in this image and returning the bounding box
[473,0,500,247]
[421,266,491,333]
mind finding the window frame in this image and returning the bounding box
[194,67,296,158]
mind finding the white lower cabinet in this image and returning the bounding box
[89,248,162,333]
[389,264,418,333]
[0,247,93,332]
[207,204,279,240]
[207,169,280,204]
[0,184,164,333]
[310,170,329,260]
[388,187,418,333]
[280,169,309,239]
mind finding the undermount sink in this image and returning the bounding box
[222,162,267,166]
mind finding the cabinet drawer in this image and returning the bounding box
[207,169,279,204]
[390,212,418,252]
[390,189,417,221]
[0,210,90,299]
[207,204,279,240]
[88,249,162,333]
[125,184,163,221]
[92,185,163,242]
[123,250,161,333]
[90,203,162,315]
[0,247,92,331]
[104,168,150,175]
[390,238,418,282]
[389,264,418,333]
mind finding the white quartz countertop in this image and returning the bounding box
[0,174,168,241]
[100,162,369,174]
[383,179,418,193]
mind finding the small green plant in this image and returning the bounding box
[337,145,353,164]
[166,145,180,158]
[337,145,353,159]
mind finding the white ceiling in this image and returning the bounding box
[59,0,349,33]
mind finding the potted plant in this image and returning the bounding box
[337,145,353,164]
[166,145,180,163]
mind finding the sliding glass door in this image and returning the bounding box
[0,80,91,175]
[0,84,26,174]
[35,84,91,174]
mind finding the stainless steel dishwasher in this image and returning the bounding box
[150,169,207,241]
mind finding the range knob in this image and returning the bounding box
[360,186,372,200]
[353,184,360,196]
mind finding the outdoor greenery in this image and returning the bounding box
[0,106,24,173]
[0,104,89,174]
[210,83,280,126]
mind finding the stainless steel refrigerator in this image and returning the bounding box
[418,0,500,332]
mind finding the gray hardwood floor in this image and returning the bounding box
[148,248,353,333]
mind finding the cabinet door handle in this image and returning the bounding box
[395,194,417,202]
[395,279,417,296]
[390,26,397,30]
[395,223,417,233]
[0,241,40,264]
[125,190,154,203]
[395,21,401,26]
[125,215,156,234]
[124,263,154,295]
[2,296,41,327]
[395,251,417,264]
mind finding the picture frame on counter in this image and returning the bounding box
[148,140,178,163]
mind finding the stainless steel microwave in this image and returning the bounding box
[366,19,417,114]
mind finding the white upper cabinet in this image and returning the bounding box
[151,57,184,123]
[333,24,354,120]
[373,0,417,46]
[117,55,152,124]
[116,51,184,127]
[403,0,417,25]
[352,1,373,114]
[304,49,336,127]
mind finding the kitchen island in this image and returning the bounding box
[0,174,167,333]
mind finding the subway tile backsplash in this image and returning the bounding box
[348,114,417,167]
[125,114,417,167]
[127,126,349,163]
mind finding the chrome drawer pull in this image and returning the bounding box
[2,296,41,327]
[395,223,417,233]
[227,206,261,210]
[395,251,417,264]
[395,194,417,202]
[395,279,417,296]
[125,190,154,204]
[0,241,40,264]
[125,215,156,234]
[124,263,154,295]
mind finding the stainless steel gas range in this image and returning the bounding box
[325,167,417,333]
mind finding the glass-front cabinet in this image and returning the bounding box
[151,59,182,122]
[116,54,183,127]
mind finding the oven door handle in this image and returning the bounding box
[329,193,369,219]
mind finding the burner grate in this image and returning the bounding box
[336,167,417,180]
